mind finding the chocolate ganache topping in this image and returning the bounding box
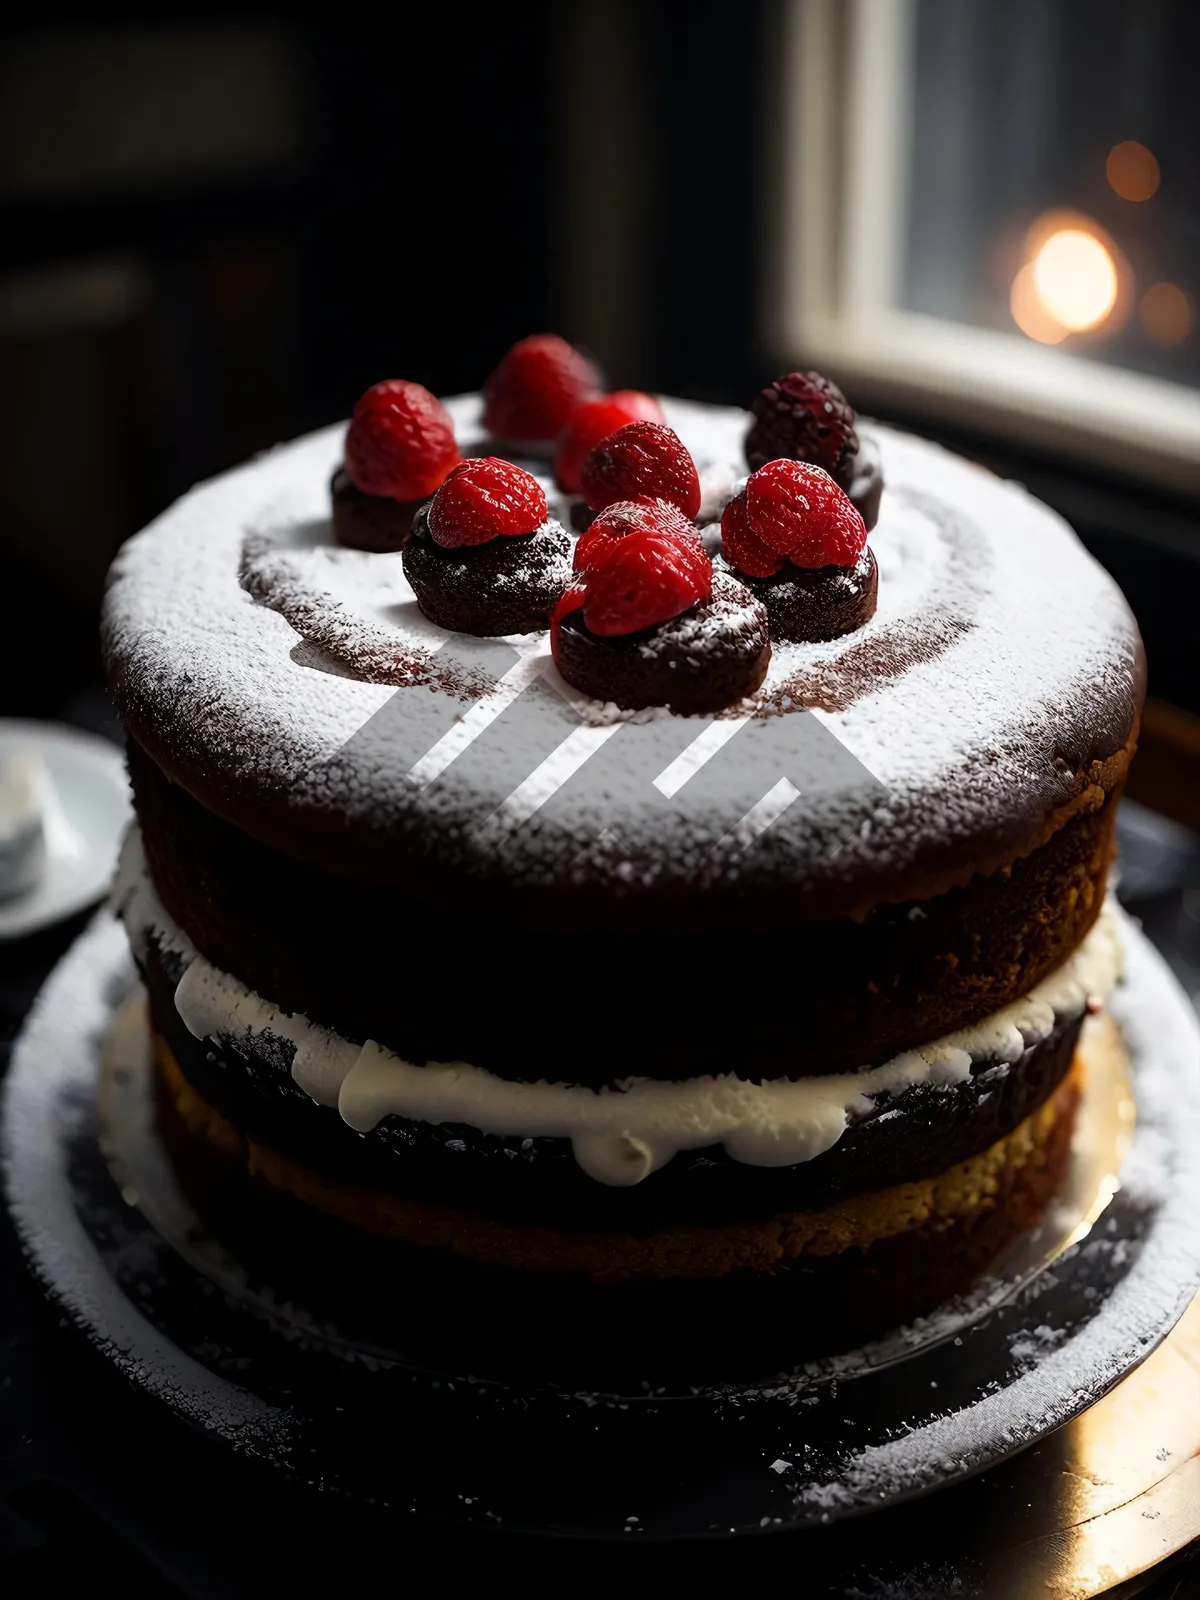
[403,504,572,637]
[553,569,771,715]
[330,466,424,553]
[724,546,879,644]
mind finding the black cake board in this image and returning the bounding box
[3,911,1200,1594]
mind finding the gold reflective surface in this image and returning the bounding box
[931,1017,1199,1596]
[983,1298,1200,1595]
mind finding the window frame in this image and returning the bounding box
[772,0,1200,499]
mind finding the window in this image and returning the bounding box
[776,0,1200,495]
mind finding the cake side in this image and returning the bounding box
[99,368,1143,1380]
[127,739,1118,1085]
[116,825,1121,1210]
[150,1011,1085,1382]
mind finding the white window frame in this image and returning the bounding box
[773,0,1200,499]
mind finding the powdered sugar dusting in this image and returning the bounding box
[101,395,1141,907]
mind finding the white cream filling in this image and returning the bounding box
[113,829,1123,1188]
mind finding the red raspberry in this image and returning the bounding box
[550,585,587,633]
[744,370,859,483]
[582,529,712,636]
[720,491,784,578]
[554,391,665,494]
[344,380,461,501]
[427,457,548,548]
[579,421,701,518]
[573,498,701,574]
[482,334,601,442]
[744,460,867,568]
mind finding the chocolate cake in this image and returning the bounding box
[329,466,423,553]
[403,503,572,636]
[724,545,879,643]
[102,373,1144,1383]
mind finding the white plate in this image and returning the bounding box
[0,720,129,940]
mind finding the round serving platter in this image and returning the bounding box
[3,909,1200,1556]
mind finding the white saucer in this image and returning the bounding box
[0,720,130,941]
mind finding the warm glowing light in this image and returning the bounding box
[1010,261,1067,344]
[1009,210,1129,346]
[1032,229,1118,332]
[1140,281,1194,346]
[1106,140,1160,202]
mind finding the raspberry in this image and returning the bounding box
[580,421,701,518]
[427,457,548,548]
[582,528,712,636]
[344,380,461,501]
[573,498,701,574]
[744,371,859,483]
[720,491,783,577]
[744,460,867,569]
[551,585,587,631]
[482,334,601,442]
[554,391,665,494]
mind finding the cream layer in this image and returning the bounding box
[114,830,1121,1187]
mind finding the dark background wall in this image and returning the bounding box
[0,9,554,717]
[0,6,775,719]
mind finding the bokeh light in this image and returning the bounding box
[1009,212,1130,346]
[1106,140,1161,202]
[1010,261,1068,344]
[1139,282,1194,346]
[1031,228,1118,332]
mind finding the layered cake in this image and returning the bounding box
[102,345,1143,1382]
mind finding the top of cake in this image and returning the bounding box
[102,392,1143,930]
